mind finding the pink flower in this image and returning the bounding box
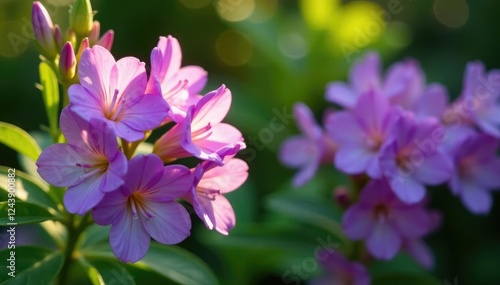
[147,36,208,122]
[342,179,434,260]
[185,146,248,235]
[447,132,500,214]
[153,85,245,164]
[279,102,333,187]
[310,250,370,285]
[326,90,395,178]
[68,45,168,142]
[36,108,127,214]
[92,154,193,263]
[379,111,453,204]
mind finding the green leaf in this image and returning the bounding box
[0,201,55,225]
[39,61,60,135]
[79,258,135,285]
[265,192,347,244]
[0,122,41,162]
[0,246,63,284]
[83,243,219,285]
[0,166,59,211]
[80,224,111,249]
[372,274,443,285]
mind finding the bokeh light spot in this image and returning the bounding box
[216,29,253,66]
[433,0,469,28]
[277,32,308,59]
[249,0,277,23]
[216,0,255,22]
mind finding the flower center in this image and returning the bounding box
[374,203,389,218]
[128,192,154,220]
[191,123,213,141]
[367,131,385,151]
[75,158,109,180]
[196,186,220,201]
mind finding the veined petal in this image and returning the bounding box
[143,201,191,244]
[60,107,90,146]
[199,158,248,194]
[110,209,150,263]
[118,93,169,134]
[92,190,128,226]
[115,56,148,101]
[154,36,182,82]
[211,195,236,235]
[77,46,115,99]
[191,85,231,128]
[147,165,193,201]
[177,65,208,95]
[63,175,106,214]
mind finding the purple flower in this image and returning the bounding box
[92,154,193,263]
[412,83,449,120]
[147,36,207,123]
[310,250,370,285]
[342,179,434,260]
[454,61,500,137]
[326,90,394,178]
[325,52,425,110]
[153,85,245,164]
[68,45,168,142]
[36,108,127,214]
[279,102,334,187]
[185,146,248,235]
[447,132,500,214]
[402,210,441,269]
[379,111,453,204]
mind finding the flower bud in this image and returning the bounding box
[66,28,77,48]
[69,0,93,37]
[31,1,57,58]
[96,30,114,51]
[59,42,76,80]
[333,186,352,209]
[76,37,89,61]
[89,21,100,45]
[53,24,64,51]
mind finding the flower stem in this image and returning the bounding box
[57,213,92,285]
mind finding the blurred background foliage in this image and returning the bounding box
[1,0,500,284]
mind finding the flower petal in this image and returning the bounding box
[413,152,453,185]
[335,146,375,175]
[342,205,375,240]
[143,201,191,244]
[63,175,106,214]
[110,209,150,263]
[366,221,402,260]
[389,176,427,204]
[92,190,128,226]
[325,82,357,108]
[77,46,115,98]
[460,183,493,214]
[192,85,231,127]
[177,65,208,94]
[199,158,248,194]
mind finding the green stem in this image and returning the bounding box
[57,213,92,285]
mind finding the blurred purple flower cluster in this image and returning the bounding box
[33,0,248,263]
[279,52,500,283]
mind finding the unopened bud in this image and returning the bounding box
[59,42,76,80]
[333,186,352,209]
[76,37,89,61]
[96,30,114,51]
[53,24,63,51]
[31,1,57,58]
[89,21,100,45]
[70,0,93,37]
[65,28,77,48]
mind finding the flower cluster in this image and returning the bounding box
[280,52,500,283]
[33,1,248,263]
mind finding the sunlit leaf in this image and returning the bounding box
[39,61,60,135]
[0,122,41,162]
[0,201,55,225]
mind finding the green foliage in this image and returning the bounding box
[0,123,41,162]
[0,247,63,285]
[82,243,219,285]
[0,201,55,225]
[38,62,60,140]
